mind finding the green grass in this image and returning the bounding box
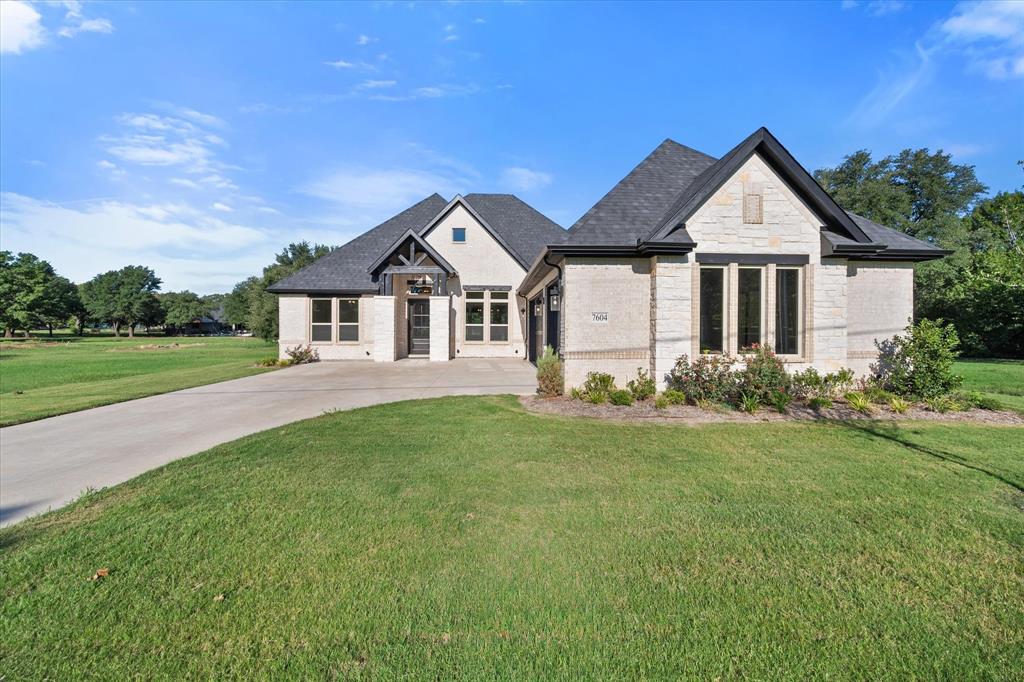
[2,396,1021,679]
[957,359,1024,413]
[0,334,277,426]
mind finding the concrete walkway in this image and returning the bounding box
[0,358,536,526]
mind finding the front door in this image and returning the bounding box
[408,300,430,355]
[528,296,543,363]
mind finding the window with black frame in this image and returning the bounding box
[775,268,800,355]
[310,299,332,342]
[699,267,724,353]
[737,268,762,350]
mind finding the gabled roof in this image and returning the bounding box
[648,127,874,245]
[267,194,448,294]
[567,139,718,245]
[367,228,458,275]
[462,193,569,266]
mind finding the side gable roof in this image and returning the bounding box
[267,193,448,294]
[648,127,875,245]
[566,139,717,245]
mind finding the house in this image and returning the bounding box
[269,127,947,390]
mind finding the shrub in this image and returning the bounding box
[862,384,894,404]
[569,387,584,401]
[925,395,955,413]
[285,344,319,365]
[695,398,716,411]
[609,389,634,406]
[587,391,608,405]
[626,367,657,402]
[736,345,789,404]
[667,354,737,404]
[771,390,792,414]
[738,391,760,414]
[654,394,670,410]
[791,368,854,402]
[845,391,874,415]
[808,396,833,410]
[582,372,616,396]
[872,319,963,399]
[888,396,911,414]
[662,389,687,405]
[536,345,564,397]
[255,357,279,367]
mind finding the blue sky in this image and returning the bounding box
[2,0,1022,293]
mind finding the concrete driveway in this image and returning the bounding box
[0,358,536,526]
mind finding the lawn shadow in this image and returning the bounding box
[843,420,1024,495]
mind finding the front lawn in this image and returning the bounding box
[957,359,1024,413]
[0,334,277,426]
[2,396,1021,679]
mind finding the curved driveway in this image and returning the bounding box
[0,358,536,526]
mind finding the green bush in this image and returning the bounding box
[626,367,657,401]
[662,389,687,405]
[809,396,833,410]
[587,391,608,405]
[536,345,564,397]
[873,319,963,399]
[889,396,911,414]
[654,395,670,410]
[771,390,792,414]
[791,368,854,402]
[862,384,894,404]
[736,345,789,404]
[925,395,956,413]
[609,389,634,406]
[667,354,737,404]
[738,391,760,414]
[845,392,874,415]
[582,372,616,396]
[568,387,584,401]
[284,344,319,365]
[255,356,279,367]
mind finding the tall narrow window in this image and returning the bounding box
[737,268,762,350]
[311,299,332,342]
[699,267,724,353]
[775,268,800,355]
[489,291,509,342]
[465,291,484,341]
[338,298,359,341]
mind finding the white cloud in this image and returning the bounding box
[444,34,459,42]
[846,41,935,128]
[866,1,905,16]
[356,34,376,45]
[324,59,354,68]
[940,0,1024,80]
[57,17,113,38]
[500,167,553,192]
[356,79,397,89]
[1,1,46,54]
[841,0,858,8]
[101,109,228,176]
[0,192,270,291]
[97,160,117,169]
[212,202,233,212]
[170,178,201,189]
[473,17,486,24]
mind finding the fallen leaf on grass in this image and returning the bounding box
[213,593,225,602]
[88,568,110,581]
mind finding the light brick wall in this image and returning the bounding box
[846,262,914,376]
[423,202,527,358]
[277,295,306,359]
[429,296,451,361]
[650,255,692,388]
[373,296,397,362]
[562,257,651,389]
[809,259,849,372]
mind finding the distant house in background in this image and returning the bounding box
[269,127,947,390]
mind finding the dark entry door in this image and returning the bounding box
[408,300,430,355]
[545,284,559,355]
[528,296,543,363]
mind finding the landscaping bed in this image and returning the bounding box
[521,394,1024,425]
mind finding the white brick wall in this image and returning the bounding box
[373,296,397,362]
[650,255,692,388]
[429,296,451,361]
[846,262,914,376]
[277,295,306,359]
[810,259,849,372]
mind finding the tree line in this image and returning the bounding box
[0,255,224,338]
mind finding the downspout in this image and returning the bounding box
[541,250,564,359]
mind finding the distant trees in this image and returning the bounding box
[160,291,207,330]
[815,150,1022,357]
[80,266,162,337]
[0,251,83,337]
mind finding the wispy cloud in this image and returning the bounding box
[0,1,46,54]
[443,23,459,41]
[940,0,1024,80]
[211,202,233,212]
[356,79,398,90]
[100,108,229,179]
[356,34,377,46]
[500,167,553,192]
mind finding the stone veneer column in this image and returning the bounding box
[372,296,397,362]
[649,255,692,389]
[428,296,450,362]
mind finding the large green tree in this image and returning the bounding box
[80,266,162,337]
[243,242,334,341]
[160,291,208,330]
[0,252,80,337]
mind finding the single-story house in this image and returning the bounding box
[268,127,947,390]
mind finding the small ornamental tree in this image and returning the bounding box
[872,319,963,399]
[536,345,564,397]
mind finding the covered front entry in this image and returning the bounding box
[408,300,430,355]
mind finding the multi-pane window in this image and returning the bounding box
[310,299,332,342]
[338,298,359,342]
[775,268,800,355]
[489,292,509,342]
[465,291,485,341]
[737,268,762,350]
[699,267,725,353]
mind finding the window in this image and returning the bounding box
[775,268,800,355]
[489,291,509,342]
[465,291,484,341]
[310,299,332,342]
[743,191,763,224]
[737,268,762,350]
[452,227,466,243]
[699,267,724,353]
[338,298,359,342]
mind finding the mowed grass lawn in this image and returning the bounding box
[957,359,1024,413]
[2,396,1021,679]
[0,334,277,426]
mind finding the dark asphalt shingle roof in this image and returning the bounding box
[462,193,568,266]
[267,193,449,293]
[567,139,717,245]
[841,213,947,254]
[268,193,566,294]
